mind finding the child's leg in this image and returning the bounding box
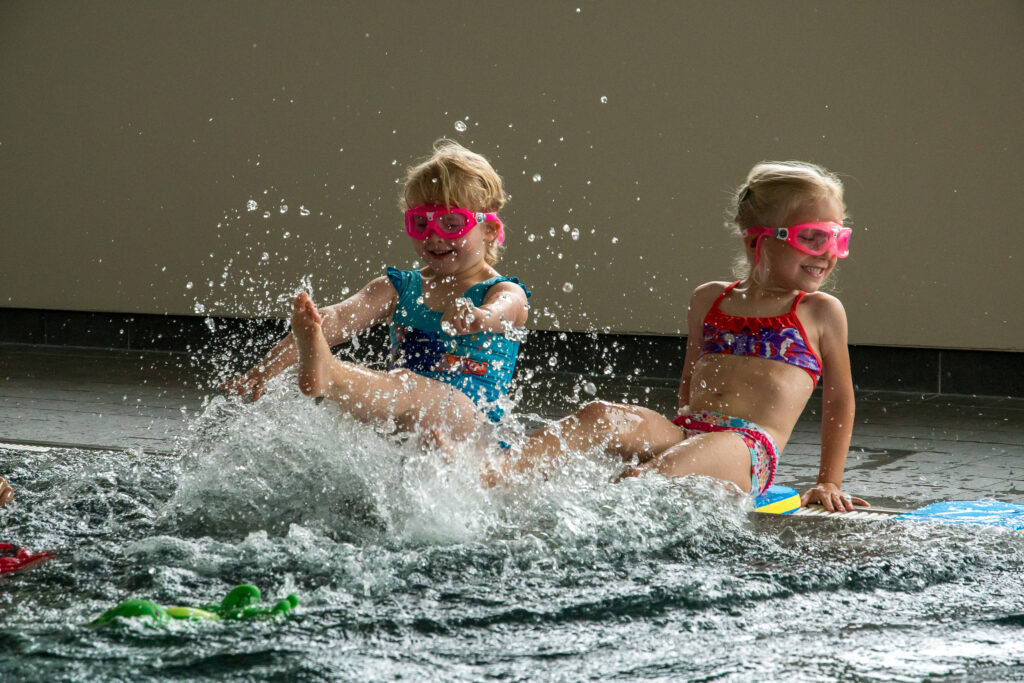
[622,431,753,493]
[291,293,483,445]
[0,476,13,506]
[485,400,687,485]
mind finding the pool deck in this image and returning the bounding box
[1,343,1021,508]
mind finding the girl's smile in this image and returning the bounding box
[800,264,828,279]
[425,244,457,259]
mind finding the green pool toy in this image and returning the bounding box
[92,584,298,626]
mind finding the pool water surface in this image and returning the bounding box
[2,380,1024,681]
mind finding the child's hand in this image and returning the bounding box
[220,367,269,402]
[441,297,491,336]
[801,482,869,513]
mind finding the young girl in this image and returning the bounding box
[489,160,867,513]
[223,140,531,447]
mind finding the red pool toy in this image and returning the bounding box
[0,543,55,575]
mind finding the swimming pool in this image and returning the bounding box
[2,385,1023,681]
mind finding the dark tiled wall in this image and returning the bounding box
[2,308,1021,397]
[0,308,287,354]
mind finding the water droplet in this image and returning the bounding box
[246,200,258,212]
[279,205,288,214]
[570,229,580,240]
[611,237,619,244]
[562,224,571,233]
[193,302,206,314]
[527,233,536,242]
[204,317,216,332]
[549,227,556,237]
[185,281,194,290]
[547,356,558,367]
[532,174,542,182]
[562,282,574,293]
[582,381,597,395]
[454,120,467,132]
[600,95,608,104]
[299,206,310,216]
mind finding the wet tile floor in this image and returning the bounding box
[1,343,1021,509]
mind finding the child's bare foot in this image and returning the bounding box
[291,293,332,397]
[0,477,13,506]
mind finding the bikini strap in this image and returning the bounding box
[789,289,807,314]
[708,281,740,315]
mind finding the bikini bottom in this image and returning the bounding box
[671,410,778,494]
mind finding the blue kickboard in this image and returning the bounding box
[895,500,1024,531]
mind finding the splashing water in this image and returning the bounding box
[2,373,1023,680]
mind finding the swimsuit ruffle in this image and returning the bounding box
[703,307,802,334]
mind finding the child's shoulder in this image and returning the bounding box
[478,270,532,301]
[686,281,733,318]
[691,280,733,303]
[799,290,847,323]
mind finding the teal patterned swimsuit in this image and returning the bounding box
[386,267,531,422]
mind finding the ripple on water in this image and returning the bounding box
[1,376,1023,680]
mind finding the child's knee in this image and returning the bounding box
[577,400,623,427]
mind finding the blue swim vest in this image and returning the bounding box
[386,266,531,422]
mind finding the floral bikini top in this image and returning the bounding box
[699,281,822,385]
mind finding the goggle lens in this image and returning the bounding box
[794,227,834,255]
[835,229,851,257]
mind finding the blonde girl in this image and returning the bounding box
[224,140,531,447]
[492,161,867,512]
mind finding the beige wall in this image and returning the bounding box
[1,1,1021,350]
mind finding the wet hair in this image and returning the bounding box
[402,139,506,266]
[728,160,846,279]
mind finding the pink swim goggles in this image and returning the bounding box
[404,205,504,243]
[748,221,851,264]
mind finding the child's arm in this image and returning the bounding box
[441,281,529,336]
[221,277,397,401]
[801,296,869,512]
[676,284,717,414]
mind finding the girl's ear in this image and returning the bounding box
[743,231,759,252]
[484,220,500,242]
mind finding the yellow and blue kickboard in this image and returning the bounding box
[754,485,1024,532]
[752,485,802,514]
